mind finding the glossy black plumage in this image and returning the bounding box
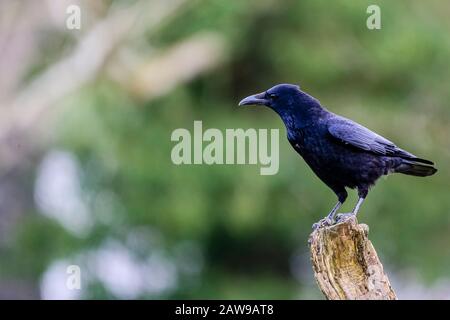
[239,84,437,225]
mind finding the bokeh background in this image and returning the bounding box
[0,0,449,299]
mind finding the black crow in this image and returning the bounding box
[239,84,437,228]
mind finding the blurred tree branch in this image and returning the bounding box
[125,32,226,100]
[0,0,228,177]
[309,216,397,300]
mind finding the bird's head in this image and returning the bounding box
[238,84,321,120]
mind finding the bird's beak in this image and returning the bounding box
[238,92,268,107]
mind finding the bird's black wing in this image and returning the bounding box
[327,116,434,165]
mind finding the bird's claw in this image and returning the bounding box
[312,213,357,230]
[335,212,355,223]
[312,217,334,230]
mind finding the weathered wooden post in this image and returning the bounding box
[309,216,396,300]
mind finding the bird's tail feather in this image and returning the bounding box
[403,157,434,165]
[395,160,437,177]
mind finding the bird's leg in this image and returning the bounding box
[312,201,342,230]
[336,187,368,223]
[327,201,343,221]
[352,197,365,215]
[312,190,347,230]
[335,197,365,223]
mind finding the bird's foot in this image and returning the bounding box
[312,217,334,230]
[335,212,356,223]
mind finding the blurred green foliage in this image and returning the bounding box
[2,0,450,299]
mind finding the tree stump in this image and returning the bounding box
[309,216,396,300]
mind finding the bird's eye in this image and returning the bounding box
[268,93,277,99]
